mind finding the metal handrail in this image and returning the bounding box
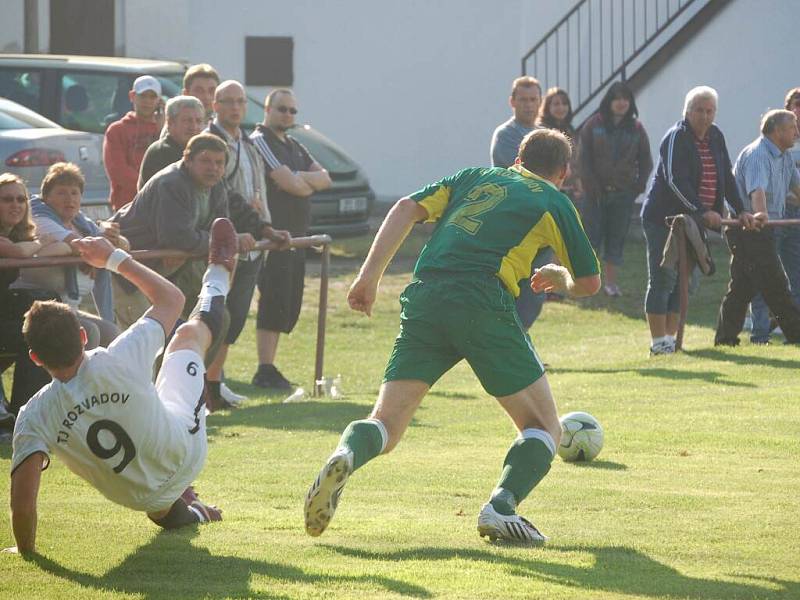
[0,234,334,395]
[521,0,708,119]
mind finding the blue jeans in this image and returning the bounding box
[750,207,800,341]
[643,220,679,315]
[515,247,553,329]
[583,191,637,266]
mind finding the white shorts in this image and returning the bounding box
[148,349,208,512]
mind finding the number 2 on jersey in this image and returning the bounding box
[446,183,506,235]
[86,420,136,474]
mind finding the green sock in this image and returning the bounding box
[337,419,387,471]
[490,431,555,516]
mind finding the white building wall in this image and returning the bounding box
[122,0,579,198]
[0,0,25,53]
[635,0,797,172]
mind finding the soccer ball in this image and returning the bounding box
[558,411,604,462]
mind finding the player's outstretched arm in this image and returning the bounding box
[70,237,185,334]
[7,453,46,555]
[531,264,601,298]
[348,198,428,316]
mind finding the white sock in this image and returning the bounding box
[201,264,230,299]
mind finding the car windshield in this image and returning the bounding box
[0,102,58,129]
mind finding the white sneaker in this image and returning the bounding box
[304,451,352,537]
[220,382,247,406]
[649,339,675,356]
[477,502,548,544]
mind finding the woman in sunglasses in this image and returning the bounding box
[0,174,57,430]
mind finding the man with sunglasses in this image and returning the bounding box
[250,90,331,390]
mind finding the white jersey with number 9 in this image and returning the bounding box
[11,317,208,513]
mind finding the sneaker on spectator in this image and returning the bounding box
[603,283,622,297]
[251,364,293,390]
[649,339,675,356]
[220,382,248,406]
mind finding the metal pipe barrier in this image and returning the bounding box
[0,234,334,395]
[668,218,800,350]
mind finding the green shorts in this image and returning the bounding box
[383,275,544,397]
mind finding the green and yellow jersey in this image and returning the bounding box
[409,165,600,297]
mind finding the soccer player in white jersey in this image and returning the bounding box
[5,217,240,555]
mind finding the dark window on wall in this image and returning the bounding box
[245,37,294,86]
[50,0,114,56]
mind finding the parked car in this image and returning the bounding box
[0,54,374,236]
[0,97,108,220]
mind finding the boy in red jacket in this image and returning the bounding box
[104,76,163,210]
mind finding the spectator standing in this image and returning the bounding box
[250,89,331,389]
[104,76,163,211]
[205,81,272,407]
[537,87,582,205]
[641,86,754,355]
[14,163,123,349]
[0,174,51,433]
[579,82,653,297]
[490,76,552,329]
[138,95,205,189]
[715,110,800,345]
[182,64,220,122]
[781,87,800,308]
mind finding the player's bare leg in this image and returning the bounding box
[478,375,560,544]
[148,218,237,529]
[304,379,429,536]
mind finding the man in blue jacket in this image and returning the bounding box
[640,86,755,354]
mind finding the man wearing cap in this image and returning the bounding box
[104,76,164,211]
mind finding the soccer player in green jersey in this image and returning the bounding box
[304,129,601,544]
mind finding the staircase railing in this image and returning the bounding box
[522,0,716,120]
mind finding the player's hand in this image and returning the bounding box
[69,236,115,269]
[738,212,758,231]
[531,264,571,294]
[348,275,378,316]
[237,233,257,253]
[701,210,722,230]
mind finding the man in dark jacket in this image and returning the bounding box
[640,86,755,355]
[112,133,290,331]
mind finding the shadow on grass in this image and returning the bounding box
[206,400,370,436]
[0,442,10,460]
[548,366,756,388]
[322,544,798,600]
[685,348,799,370]
[567,459,627,471]
[29,529,431,600]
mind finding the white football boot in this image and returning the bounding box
[477,502,548,544]
[220,382,248,406]
[304,451,353,537]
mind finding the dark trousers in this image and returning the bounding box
[257,248,306,333]
[0,319,51,416]
[715,228,800,345]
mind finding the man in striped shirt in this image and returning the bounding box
[250,90,331,389]
[641,86,754,354]
[715,109,800,345]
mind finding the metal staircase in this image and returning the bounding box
[522,0,732,121]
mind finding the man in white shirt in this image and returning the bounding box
[5,217,239,555]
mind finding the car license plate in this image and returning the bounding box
[339,197,367,214]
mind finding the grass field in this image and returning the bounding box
[1,229,798,599]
